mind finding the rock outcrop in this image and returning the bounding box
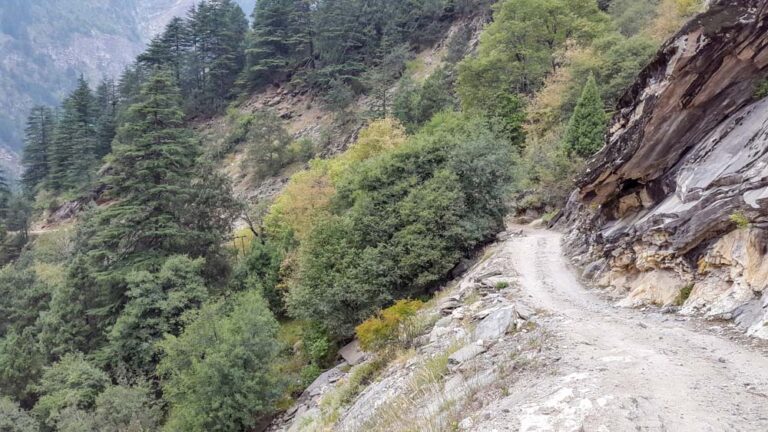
[561,0,768,338]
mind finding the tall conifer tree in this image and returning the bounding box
[244,0,312,87]
[21,105,55,196]
[94,79,118,159]
[49,77,97,192]
[87,69,201,270]
[565,75,607,157]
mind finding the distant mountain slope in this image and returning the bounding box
[0,0,254,168]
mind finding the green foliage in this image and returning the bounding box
[302,326,332,366]
[289,113,513,337]
[355,299,424,352]
[304,0,456,93]
[675,283,694,306]
[159,290,282,431]
[0,330,45,407]
[32,353,109,431]
[186,0,249,115]
[0,397,39,432]
[242,110,294,180]
[93,79,118,160]
[0,266,49,338]
[265,118,407,243]
[457,0,611,108]
[48,384,159,432]
[730,211,750,228]
[564,35,657,114]
[299,364,322,388]
[55,71,200,345]
[104,256,208,378]
[393,66,457,133]
[48,77,98,194]
[485,92,527,146]
[564,75,607,157]
[79,68,238,276]
[231,238,285,315]
[135,1,248,116]
[755,79,768,99]
[243,0,312,87]
[20,106,55,198]
[36,273,93,358]
[609,0,659,36]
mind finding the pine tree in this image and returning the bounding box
[565,75,607,157]
[244,0,312,87]
[87,69,202,270]
[312,0,370,87]
[187,0,248,115]
[0,168,10,222]
[21,105,55,196]
[94,79,118,159]
[138,17,191,87]
[48,77,97,193]
[64,69,238,343]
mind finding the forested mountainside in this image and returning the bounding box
[0,0,255,164]
[0,0,706,431]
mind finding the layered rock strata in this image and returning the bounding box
[561,0,768,338]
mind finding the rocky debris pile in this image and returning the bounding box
[265,364,349,432]
[270,228,549,431]
[560,0,768,339]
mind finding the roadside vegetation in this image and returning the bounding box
[1,0,705,430]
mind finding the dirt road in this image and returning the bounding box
[478,228,768,432]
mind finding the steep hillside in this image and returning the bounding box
[561,0,768,338]
[197,16,482,204]
[0,0,254,160]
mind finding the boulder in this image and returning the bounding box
[448,344,487,366]
[473,306,516,341]
[339,340,366,365]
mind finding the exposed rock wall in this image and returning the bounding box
[561,0,768,338]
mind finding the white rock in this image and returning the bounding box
[448,344,487,365]
[459,417,474,430]
[339,340,366,365]
[474,306,517,341]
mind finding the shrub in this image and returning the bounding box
[288,113,513,338]
[0,330,45,406]
[675,283,694,306]
[755,79,768,100]
[90,385,159,432]
[393,67,457,133]
[230,238,285,315]
[32,353,110,430]
[265,119,407,243]
[303,328,332,366]
[356,299,424,352]
[0,397,39,432]
[220,110,255,157]
[287,137,316,164]
[730,212,750,229]
[242,110,293,180]
[159,290,282,432]
[299,364,322,388]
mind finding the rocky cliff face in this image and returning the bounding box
[562,0,768,338]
